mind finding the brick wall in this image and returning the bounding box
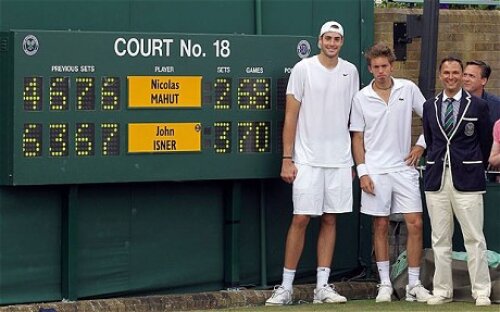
[374,8,500,143]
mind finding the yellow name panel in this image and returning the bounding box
[128,76,202,108]
[128,123,201,153]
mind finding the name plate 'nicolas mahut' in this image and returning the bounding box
[128,76,202,108]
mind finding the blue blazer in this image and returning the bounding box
[482,91,500,124]
[422,90,492,192]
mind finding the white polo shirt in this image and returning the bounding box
[287,56,359,167]
[350,78,425,174]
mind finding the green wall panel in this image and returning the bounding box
[263,180,319,283]
[260,0,314,35]
[239,180,262,286]
[0,1,130,31]
[128,182,224,294]
[0,187,62,304]
[77,185,133,297]
[129,0,255,34]
[76,182,224,298]
[334,181,362,273]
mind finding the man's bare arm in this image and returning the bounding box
[281,95,300,184]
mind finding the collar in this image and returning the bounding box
[481,90,493,100]
[368,77,404,93]
[443,89,462,102]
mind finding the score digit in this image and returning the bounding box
[75,123,95,156]
[49,123,68,157]
[237,121,271,153]
[101,77,120,110]
[23,77,43,111]
[214,78,231,109]
[238,78,271,110]
[214,122,231,153]
[23,123,42,157]
[49,77,69,111]
[76,77,95,110]
[101,123,120,156]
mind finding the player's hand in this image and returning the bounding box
[360,175,375,196]
[405,145,425,167]
[281,159,297,184]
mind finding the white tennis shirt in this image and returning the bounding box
[350,78,426,174]
[287,56,359,167]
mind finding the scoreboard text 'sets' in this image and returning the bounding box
[0,30,315,185]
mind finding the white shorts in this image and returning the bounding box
[360,169,422,216]
[292,164,353,216]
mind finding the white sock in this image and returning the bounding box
[408,267,420,287]
[376,261,391,286]
[316,267,331,289]
[281,268,296,292]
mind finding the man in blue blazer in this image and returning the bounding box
[463,60,500,124]
[463,60,500,182]
[422,56,492,306]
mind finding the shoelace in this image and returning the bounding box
[320,284,337,290]
[271,286,289,297]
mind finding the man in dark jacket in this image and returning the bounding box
[422,56,492,306]
[463,60,500,181]
[463,60,500,124]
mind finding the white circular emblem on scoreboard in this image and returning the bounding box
[22,35,39,56]
[296,40,311,59]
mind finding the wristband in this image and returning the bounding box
[357,164,368,177]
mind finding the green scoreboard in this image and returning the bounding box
[0,30,315,185]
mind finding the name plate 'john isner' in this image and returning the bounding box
[128,122,201,153]
[156,125,175,136]
[154,125,176,151]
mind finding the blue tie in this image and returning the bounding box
[443,98,454,137]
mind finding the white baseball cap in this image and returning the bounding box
[319,21,344,37]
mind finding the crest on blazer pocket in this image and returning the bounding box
[464,122,475,136]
